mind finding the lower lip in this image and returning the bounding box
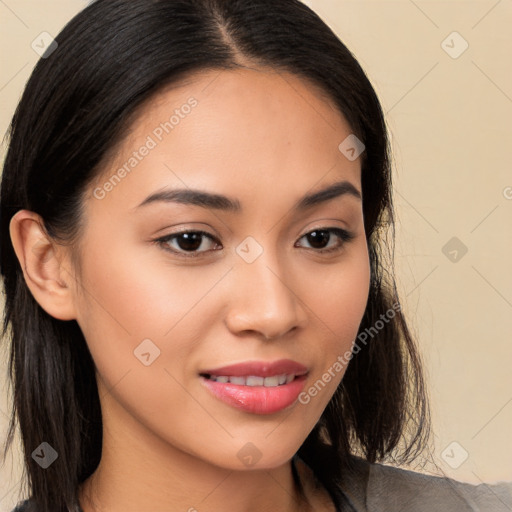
[200,375,308,415]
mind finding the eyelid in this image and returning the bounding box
[154,229,219,256]
[297,226,355,254]
[153,225,355,258]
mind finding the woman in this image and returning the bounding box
[1,1,511,511]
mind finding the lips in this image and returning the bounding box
[199,359,308,378]
[199,359,309,414]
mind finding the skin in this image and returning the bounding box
[10,67,370,512]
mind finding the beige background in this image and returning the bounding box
[1,0,511,509]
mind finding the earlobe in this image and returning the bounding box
[9,210,78,321]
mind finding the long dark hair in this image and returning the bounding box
[0,0,432,510]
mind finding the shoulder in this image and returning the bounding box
[10,498,82,511]
[339,455,512,512]
[10,499,32,512]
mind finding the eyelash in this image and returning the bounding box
[153,227,355,259]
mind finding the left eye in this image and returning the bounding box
[153,227,355,258]
[296,227,355,253]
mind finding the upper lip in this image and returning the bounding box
[200,359,308,377]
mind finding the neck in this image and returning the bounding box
[78,398,314,512]
[79,453,312,512]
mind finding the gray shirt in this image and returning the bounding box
[314,455,512,511]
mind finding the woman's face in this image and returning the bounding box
[70,67,370,470]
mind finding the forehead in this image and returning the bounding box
[87,67,362,218]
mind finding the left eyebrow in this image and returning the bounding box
[133,179,361,213]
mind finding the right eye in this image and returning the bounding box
[153,230,222,258]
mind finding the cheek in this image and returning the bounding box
[72,240,229,377]
[299,241,370,390]
[304,241,370,341]
[72,246,229,442]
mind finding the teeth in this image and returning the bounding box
[246,376,264,386]
[263,376,279,387]
[207,373,296,386]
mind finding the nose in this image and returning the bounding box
[224,253,308,340]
